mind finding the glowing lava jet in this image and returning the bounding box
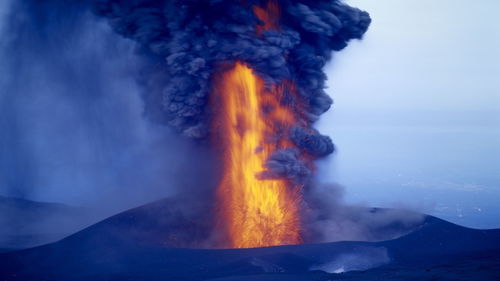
[213,2,303,248]
[213,62,302,248]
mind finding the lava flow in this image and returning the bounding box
[213,62,302,248]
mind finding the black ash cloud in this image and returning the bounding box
[93,0,371,184]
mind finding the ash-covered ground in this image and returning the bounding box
[0,196,499,281]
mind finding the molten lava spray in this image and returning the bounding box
[94,0,370,248]
[213,62,301,248]
[212,2,304,248]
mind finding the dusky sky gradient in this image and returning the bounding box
[319,0,500,228]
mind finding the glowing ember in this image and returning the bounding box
[253,1,281,34]
[213,62,302,248]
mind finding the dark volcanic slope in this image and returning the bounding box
[0,196,96,250]
[0,197,499,281]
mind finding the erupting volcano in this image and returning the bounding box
[5,1,500,280]
[94,0,371,248]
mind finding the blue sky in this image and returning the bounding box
[319,0,500,228]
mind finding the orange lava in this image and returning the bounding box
[213,62,302,248]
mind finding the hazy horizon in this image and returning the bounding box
[319,0,500,228]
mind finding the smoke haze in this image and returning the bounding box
[0,0,213,214]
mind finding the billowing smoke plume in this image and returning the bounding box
[93,0,371,184]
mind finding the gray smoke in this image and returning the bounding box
[310,246,390,273]
[303,183,425,244]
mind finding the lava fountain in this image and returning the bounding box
[212,2,304,248]
[213,62,302,248]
